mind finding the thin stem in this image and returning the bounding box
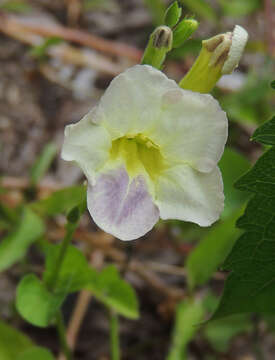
[56,311,73,360]
[47,209,80,360]
[110,310,120,360]
[48,221,78,291]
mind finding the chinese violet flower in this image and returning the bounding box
[61,65,227,240]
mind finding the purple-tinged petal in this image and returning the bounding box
[87,167,159,241]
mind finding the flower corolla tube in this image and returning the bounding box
[62,65,228,240]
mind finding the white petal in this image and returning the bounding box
[61,112,111,184]
[155,164,224,226]
[94,64,179,138]
[87,167,159,241]
[222,25,248,75]
[148,89,228,173]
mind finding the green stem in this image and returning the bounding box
[110,311,120,360]
[48,221,78,291]
[56,311,73,360]
[47,208,80,360]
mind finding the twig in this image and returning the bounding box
[2,14,142,61]
[0,15,124,76]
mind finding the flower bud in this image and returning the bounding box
[173,19,199,48]
[152,26,173,51]
[141,26,173,69]
[179,25,248,93]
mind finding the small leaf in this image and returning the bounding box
[30,143,57,186]
[172,19,199,48]
[43,244,92,293]
[17,346,55,360]
[67,206,80,224]
[186,208,243,290]
[252,115,275,145]
[0,207,45,272]
[271,80,275,89]
[30,185,86,216]
[16,274,65,327]
[87,265,139,319]
[167,299,204,360]
[0,320,33,360]
[164,2,182,27]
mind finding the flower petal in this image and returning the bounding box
[155,164,224,226]
[87,167,159,241]
[94,64,179,138]
[149,89,228,173]
[222,25,248,75]
[61,112,111,184]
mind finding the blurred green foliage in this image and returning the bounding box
[0,208,44,272]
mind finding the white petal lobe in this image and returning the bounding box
[61,112,111,184]
[155,165,224,226]
[222,25,248,75]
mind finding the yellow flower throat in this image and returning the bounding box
[110,134,166,180]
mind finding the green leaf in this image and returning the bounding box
[164,2,182,27]
[30,185,86,216]
[87,265,139,319]
[234,147,275,196]
[172,19,199,48]
[43,244,92,293]
[0,320,33,360]
[219,147,250,218]
[252,115,275,145]
[271,80,275,89]
[30,143,57,186]
[212,115,275,320]
[167,299,204,360]
[16,346,55,360]
[180,0,217,22]
[0,207,45,272]
[218,0,260,16]
[16,274,65,327]
[186,208,242,290]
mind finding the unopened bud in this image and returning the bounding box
[179,25,248,93]
[173,19,199,48]
[152,26,173,51]
[141,26,173,69]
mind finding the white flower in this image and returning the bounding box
[62,65,228,240]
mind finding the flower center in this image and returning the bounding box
[109,134,166,180]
